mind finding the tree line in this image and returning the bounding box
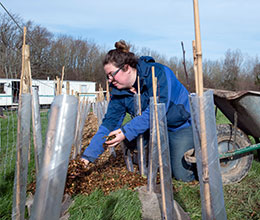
[0,12,260,92]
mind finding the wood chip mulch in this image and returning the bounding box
[65,112,147,196]
[65,146,147,196]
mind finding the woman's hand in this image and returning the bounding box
[105,129,125,147]
[80,158,89,167]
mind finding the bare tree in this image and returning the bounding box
[0,13,22,78]
[26,21,54,79]
[252,57,260,90]
[221,49,243,90]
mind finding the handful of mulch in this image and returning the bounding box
[102,134,116,150]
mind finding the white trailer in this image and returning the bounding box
[0,78,96,107]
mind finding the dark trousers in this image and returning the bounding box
[123,126,196,182]
[168,125,196,182]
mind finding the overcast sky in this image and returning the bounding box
[1,0,260,61]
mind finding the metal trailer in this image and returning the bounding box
[0,78,96,107]
[186,89,260,184]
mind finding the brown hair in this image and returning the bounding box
[103,40,138,68]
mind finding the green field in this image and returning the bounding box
[0,108,259,219]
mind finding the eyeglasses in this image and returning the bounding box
[106,65,123,81]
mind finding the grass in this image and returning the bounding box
[0,110,48,220]
[69,188,142,220]
[0,108,259,219]
[172,160,260,220]
[215,107,231,124]
[0,170,14,220]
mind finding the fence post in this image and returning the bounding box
[12,26,32,220]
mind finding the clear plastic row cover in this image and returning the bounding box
[147,97,174,219]
[30,94,78,220]
[189,90,227,220]
[12,94,32,220]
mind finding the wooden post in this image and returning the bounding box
[56,76,60,96]
[192,40,199,94]
[14,26,32,220]
[60,66,65,95]
[66,81,70,95]
[137,76,145,175]
[151,66,167,219]
[73,92,81,158]
[99,84,104,101]
[193,0,213,218]
[20,27,30,95]
[20,27,26,95]
[106,80,110,102]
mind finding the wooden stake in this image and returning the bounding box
[151,66,167,219]
[73,95,81,158]
[99,84,104,101]
[20,27,26,95]
[106,80,110,102]
[137,76,141,113]
[15,104,21,220]
[20,45,30,94]
[192,40,199,94]
[137,76,145,175]
[15,26,31,220]
[56,76,60,96]
[66,81,70,95]
[61,66,65,95]
[193,0,213,218]
[193,0,203,97]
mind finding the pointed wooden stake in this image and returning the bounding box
[193,0,213,218]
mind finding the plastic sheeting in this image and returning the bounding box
[147,98,174,219]
[121,142,134,172]
[189,90,227,220]
[76,102,90,153]
[96,100,108,127]
[73,101,91,158]
[134,94,147,176]
[30,95,78,220]
[12,93,32,220]
[31,87,43,175]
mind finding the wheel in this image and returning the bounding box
[217,124,254,184]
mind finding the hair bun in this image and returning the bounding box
[115,40,130,53]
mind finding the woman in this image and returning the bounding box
[82,40,195,182]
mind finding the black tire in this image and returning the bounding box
[217,124,253,184]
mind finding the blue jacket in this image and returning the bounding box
[82,56,191,162]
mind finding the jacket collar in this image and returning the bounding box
[110,56,155,96]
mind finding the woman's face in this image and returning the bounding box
[104,63,133,89]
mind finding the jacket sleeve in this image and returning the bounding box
[81,125,110,162]
[82,96,126,162]
[122,105,150,141]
